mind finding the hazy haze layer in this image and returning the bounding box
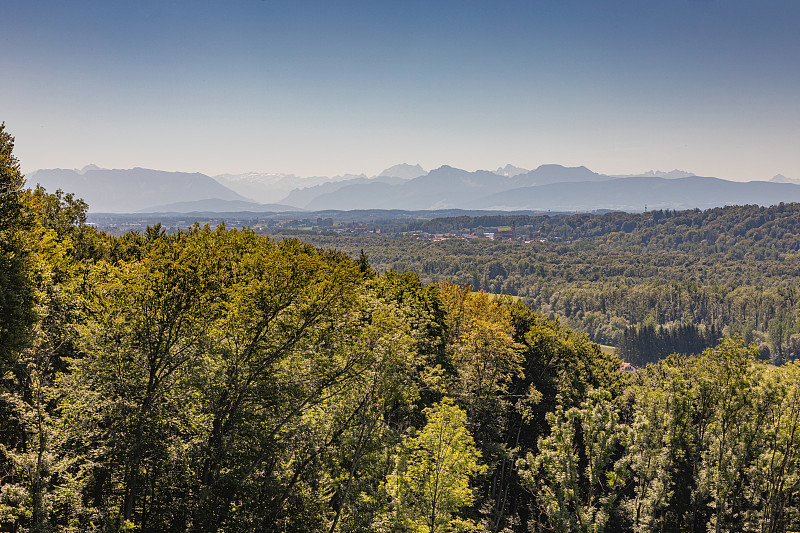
[3,0,799,180]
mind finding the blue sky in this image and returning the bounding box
[2,0,798,180]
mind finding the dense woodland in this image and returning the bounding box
[3,124,800,532]
[270,202,800,365]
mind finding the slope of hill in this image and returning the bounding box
[770,174,800,184]
[283,176,410,209]
[212,172,305,204]
[300,166,484,210]
[494,164,529,177]
[509,164,608,187]
[29,167,251,212]
[300,170,800,212]
[609,169,696,179]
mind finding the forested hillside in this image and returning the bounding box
[270,203,800,365]
[4,125,800,532]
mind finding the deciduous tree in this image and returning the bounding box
[385,397,485,533]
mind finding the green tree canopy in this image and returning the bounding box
[385,397,485,533]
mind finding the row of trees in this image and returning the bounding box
[617,322,721,367]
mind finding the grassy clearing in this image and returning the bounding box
[598,344,617,356]
[486,293,523,303]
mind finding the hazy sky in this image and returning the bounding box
[3,0,799,180]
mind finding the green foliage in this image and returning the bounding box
[519,389,628,533]
[624,339,800,532]
[60,226,225,529]
[384,398,485,533]
[436,282,523,422]
[277,203,800,364]
[618,322,719,367]
[0,124,93,533]
[0,123,35,367]
[4,212,800,532]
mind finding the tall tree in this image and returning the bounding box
[61,225,225,530]
[385,397,485,533]
[0,123,34,369]
[189,235,370,532]
[748,361,800,532]
[0,127,91,533]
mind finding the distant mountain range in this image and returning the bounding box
[26,164,800,214]
[480,175,800,212]
[210,164,428,205]
[212,172,368,205]
[28,166,250,213]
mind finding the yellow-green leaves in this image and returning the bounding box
[436,282,523,413]
[385,398,485,533]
